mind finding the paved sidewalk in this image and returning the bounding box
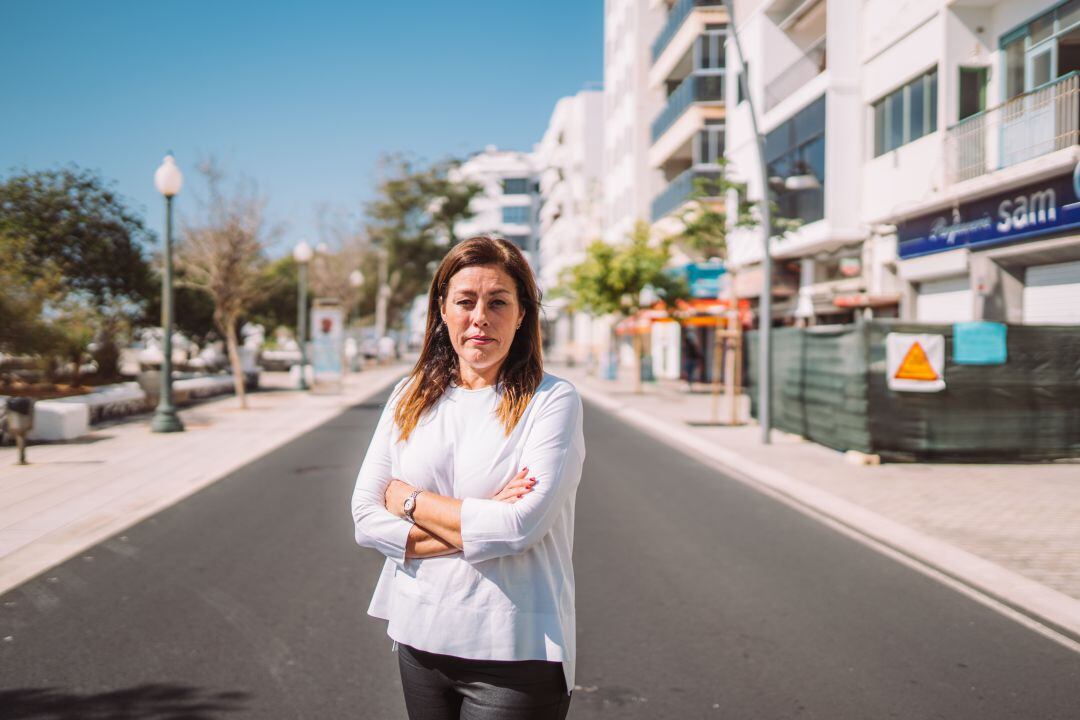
[555,363,1080,643]
[0,365,407,595]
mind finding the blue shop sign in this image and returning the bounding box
[682,261,726,298]
[897,163,1080,259]
[953,321,1007,365]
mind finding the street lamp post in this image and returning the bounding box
[151,154,185,433]
[349,269,365,320]
[722,0,773,444]
[293,240,313,390]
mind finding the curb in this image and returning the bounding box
[572,377,1080,650]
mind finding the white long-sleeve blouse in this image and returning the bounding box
[351,372,585,693]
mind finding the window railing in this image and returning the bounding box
[652,0,724,62]
[651,73,725,142]
[763,36,826,113]
[651,167,722,221]
[945,72,1079,184]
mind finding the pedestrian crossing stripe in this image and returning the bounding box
[894,342,938,381]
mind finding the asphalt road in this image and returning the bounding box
[1,384,1079,719]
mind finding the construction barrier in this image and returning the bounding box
[745,320,1080,461]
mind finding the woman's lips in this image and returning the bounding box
[467,336,495,345]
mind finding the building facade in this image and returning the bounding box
[603,0,664,244]
[648,0,730,243]
[723,0,882,326]
[454,146,542,269]
[535,88,606,363]
[863,0,1080,324]
[724,0,1080,326]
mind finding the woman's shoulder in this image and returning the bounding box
[534,372,581,407]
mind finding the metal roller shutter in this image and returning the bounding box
[1024,260,1080,324]
[916,275,974,323]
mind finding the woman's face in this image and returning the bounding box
[440,264,526,377]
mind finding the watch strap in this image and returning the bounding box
[403,489,423,523]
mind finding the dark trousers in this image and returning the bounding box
[397,643,572,720]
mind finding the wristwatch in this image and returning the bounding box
[403,489,424,524]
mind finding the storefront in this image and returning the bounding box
[896,160,1080,324]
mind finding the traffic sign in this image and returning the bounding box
[887,333,946,392]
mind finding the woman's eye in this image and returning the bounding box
[491,300,506,307]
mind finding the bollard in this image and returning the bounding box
[5,397,35,465]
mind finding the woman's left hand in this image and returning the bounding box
[384,478,415,518]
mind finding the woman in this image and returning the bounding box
[351,235,585,719]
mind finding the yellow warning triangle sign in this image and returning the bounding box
[895,341,938,381]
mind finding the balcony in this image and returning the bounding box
[651,73,725,143]
[652,0,724,62]
[763,36,826,113]
[651,167,722,221]
[945,72,1080,184]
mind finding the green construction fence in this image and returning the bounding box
[745,320,1080,461]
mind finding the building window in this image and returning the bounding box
[695,122,725,166]
[1001,1,1080,101]
[765,95,825,225]
[958,67,988,120]
[502,206,530,224]
[696,29,726,71]
[872,68,938,157]
[504,235,530,249]
[503,178,529,195]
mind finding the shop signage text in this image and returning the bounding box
[897,164,1080,259]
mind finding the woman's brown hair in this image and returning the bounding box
[393,235,544,441]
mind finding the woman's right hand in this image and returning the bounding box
[492,467,536,503]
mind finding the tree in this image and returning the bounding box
[245,255,301,339]
[670,162,802,421]
[672,159,802,263]
[363,154,482,328]
[559,221,689,392]
[563,221,688,317]
[175,160,278,408]
[674,168,756,261]
[0,167,155,381]
[0,232,64,357]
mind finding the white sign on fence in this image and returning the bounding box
[886,333,946,393]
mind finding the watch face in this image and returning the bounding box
[403,497,415,514]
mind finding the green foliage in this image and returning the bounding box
[0,167,155,380]
[560,221,689,317]
[672,160,802,262]
[364,154,482,326]
[675,169,756,260]
[0,166,155,309]
[246,254,301,335]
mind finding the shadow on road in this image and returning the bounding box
[0,684,249,719]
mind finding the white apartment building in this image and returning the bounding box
[725,0,1080,326]
[863,0,1080,324]
[648,0,730,244]
[535,89,605,363]
[604,0,664,244]
[454,146,542,269]
[724,0,875,326]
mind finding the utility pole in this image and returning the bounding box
[722,0,773,444]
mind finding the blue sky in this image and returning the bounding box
[0,1,602,256]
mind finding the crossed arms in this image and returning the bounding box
[350,382,584,565]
